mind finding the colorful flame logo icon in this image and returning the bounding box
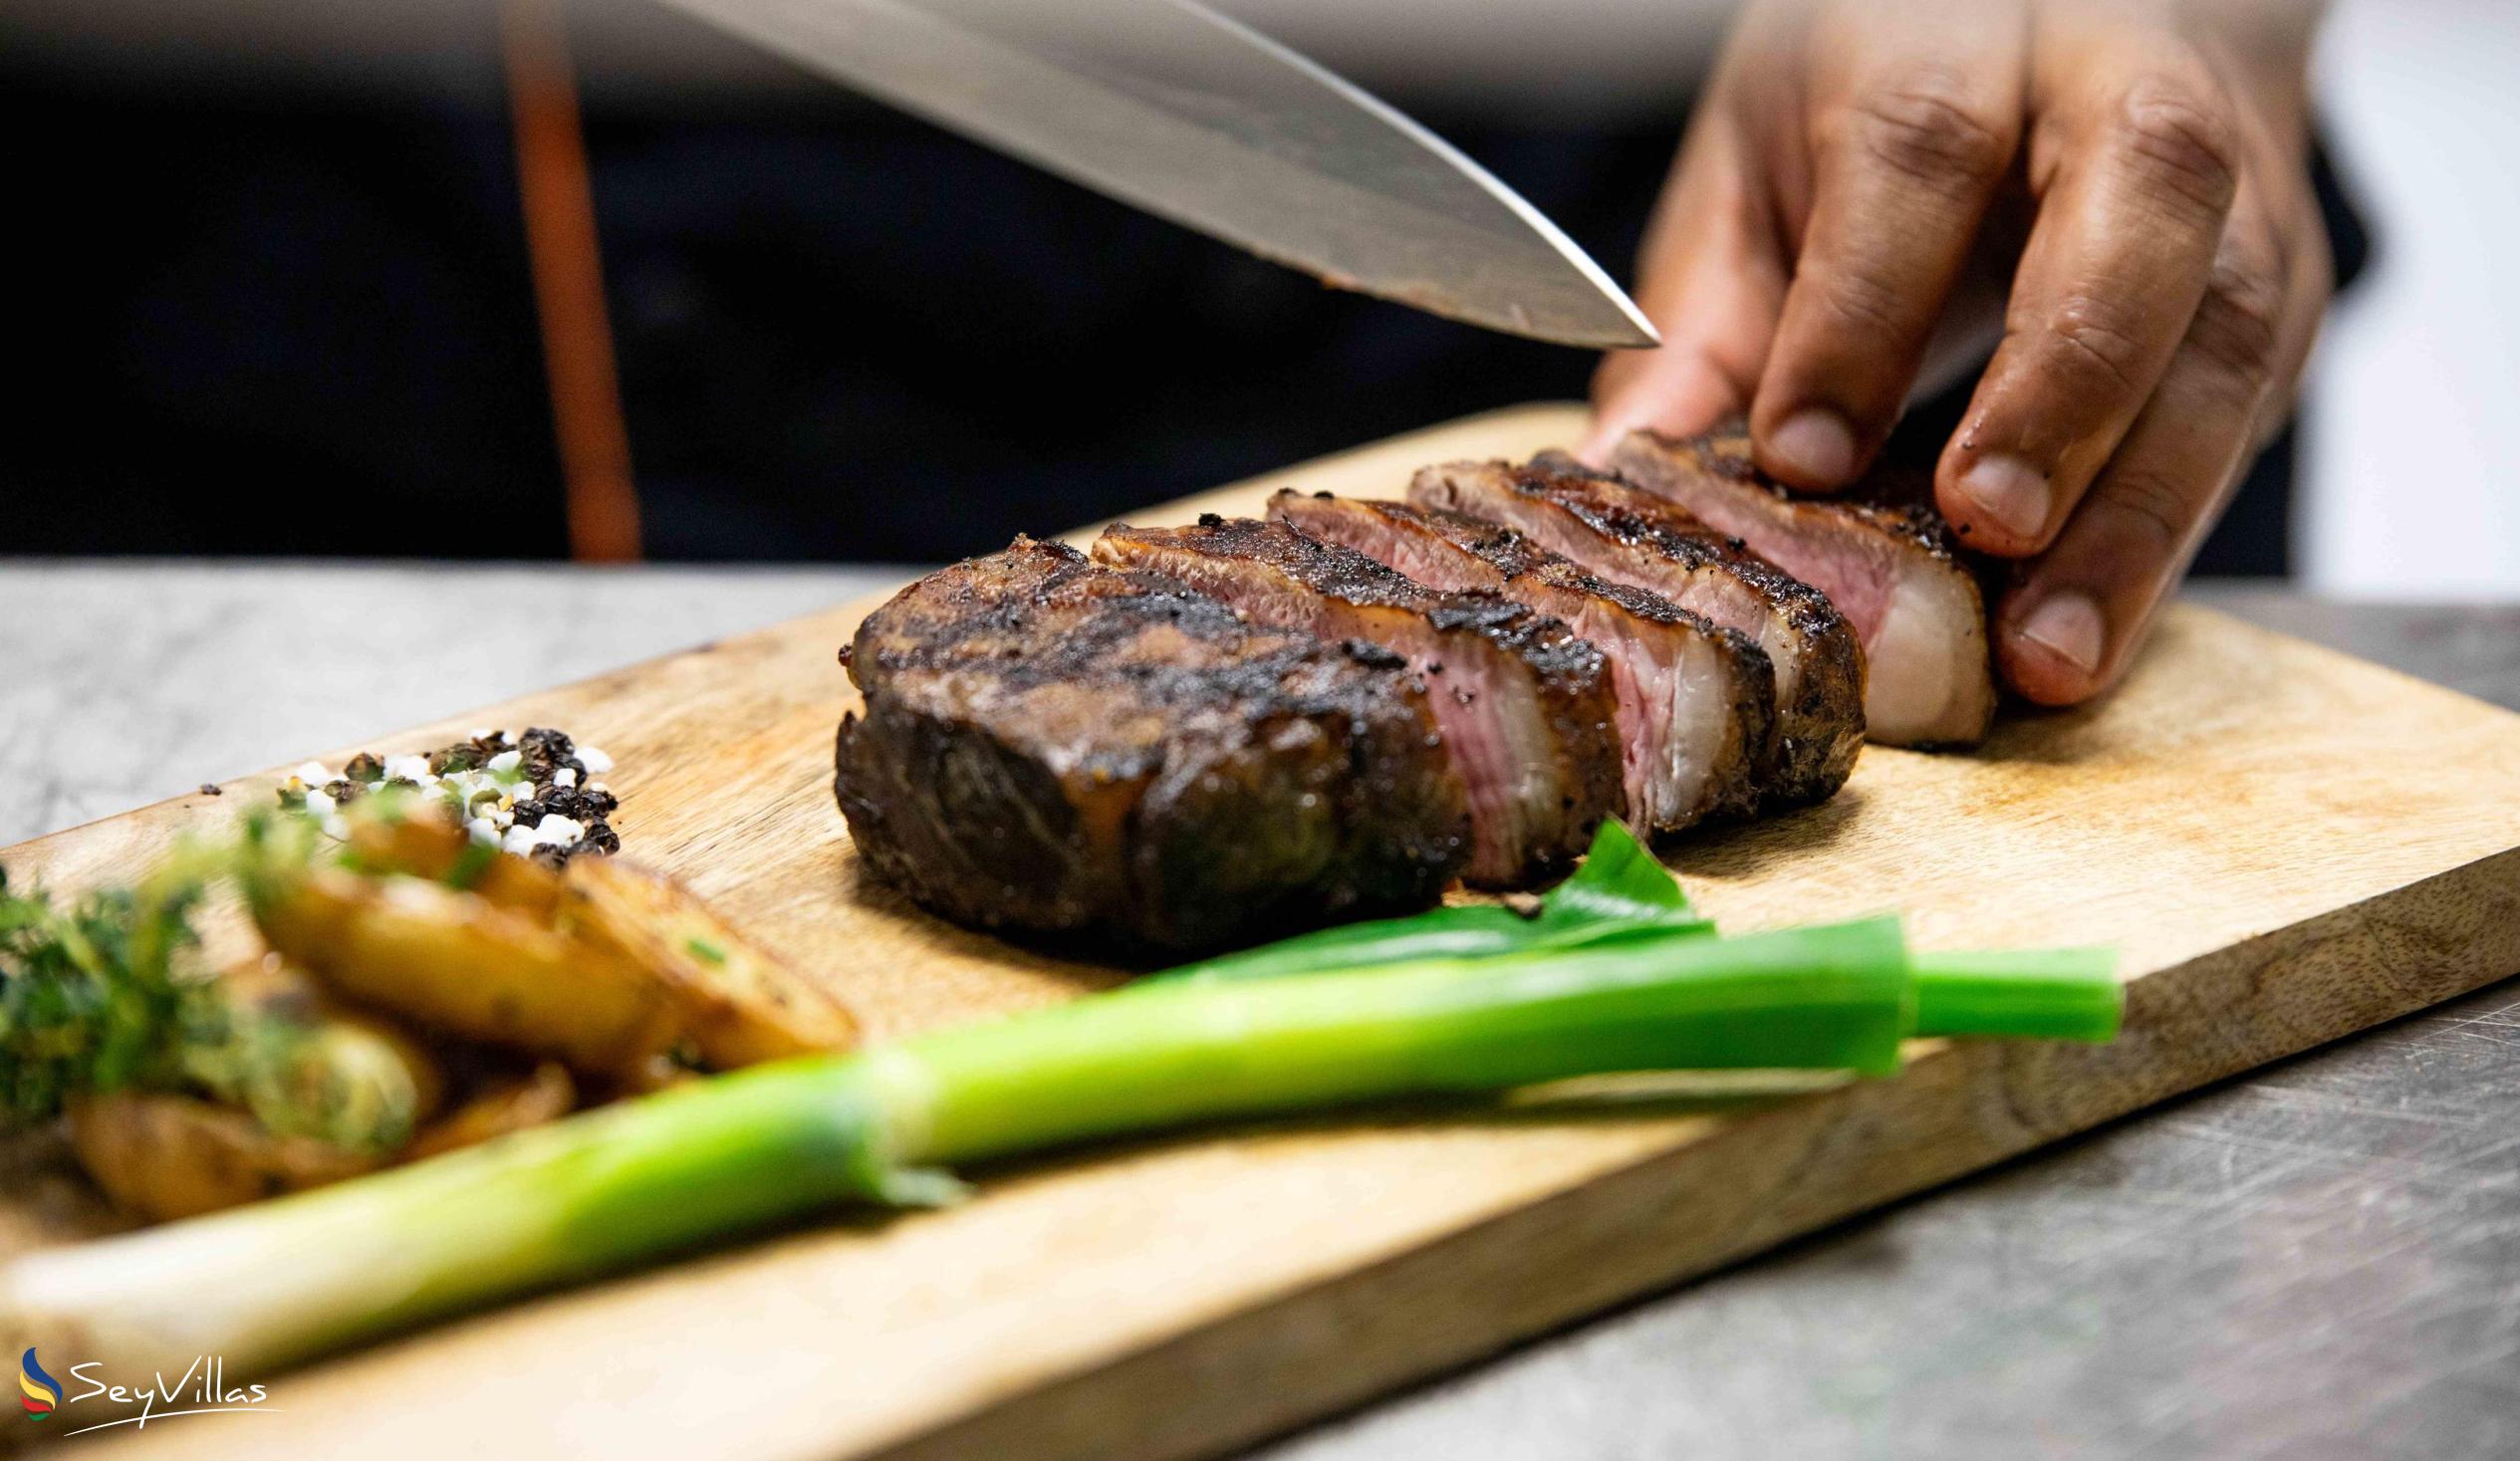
[19,1349,62,1420]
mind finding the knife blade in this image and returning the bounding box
[649,0,1659,349]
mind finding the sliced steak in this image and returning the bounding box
[836,537,1470,953]
[1607,430,1995,747]
[1267,489,1773,831]
[1410,459,1865,808]
[1094,517,1623,887]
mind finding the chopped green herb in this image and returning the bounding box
[685,937,727,966]
[0,862,202,1125]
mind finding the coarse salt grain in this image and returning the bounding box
[466,818,497,845]
[577,746,614,774]
[531,816,584,848]
[488,750,523,775]
[383,754,431,782]
[294,761,333,785]
[555,767,578,789]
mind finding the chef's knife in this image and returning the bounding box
[648,0,1659,349]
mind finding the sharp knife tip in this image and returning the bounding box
[1600,286,1661,351]
[1526,306,1660,352]
[1604,318,1661,351]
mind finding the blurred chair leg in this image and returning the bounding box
[502,0,642,563]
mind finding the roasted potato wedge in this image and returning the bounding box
[67,1093,382,1223]
[403,1062,576,1160]
[256,865,687,1079]
[558,856,859,1069]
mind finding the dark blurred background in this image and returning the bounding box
[0,0,2366,569]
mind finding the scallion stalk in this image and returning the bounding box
[1151,822,2122,1046]
[912,915,1912,1160]
[1908,947,2122,1042]
[1,917,1909,1375]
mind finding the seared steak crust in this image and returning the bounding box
[1267,490,1774,829]
[836,537,1470,952]
[1411,458,1865,808]
[1094,518,1624,887]
[1606,430,1996,747]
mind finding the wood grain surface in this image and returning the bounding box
[8,403,2520,1461]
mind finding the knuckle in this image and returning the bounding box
[2110,80,2242,218]
[2185,254,2287,391]
[2092,466,2198,559]
[2033,294,2153,397]
[1844,74,2016,192]
[1816,265,1914,341]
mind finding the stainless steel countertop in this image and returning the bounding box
[2,565,2513,1461]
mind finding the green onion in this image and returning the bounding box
[1909,947,2122,1042]
[1155,821,2122,1045]
[0,917,1913,1374]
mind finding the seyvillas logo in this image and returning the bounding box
[18,1349,61,1419]
[16,1350,277,1436]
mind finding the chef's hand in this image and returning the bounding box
[1585,0,2332,705]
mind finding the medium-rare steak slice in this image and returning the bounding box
[1267,490,1773,831]
[836,537,1470,953]
[1606,430,1996,747]
[1410,459,1865,808]
[1094,517,1623,888]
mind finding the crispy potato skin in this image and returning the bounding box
[67,1093,381,1223]
[558,857,860,1069]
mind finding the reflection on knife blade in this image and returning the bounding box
[649,0,1658,348]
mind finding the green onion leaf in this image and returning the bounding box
[1151,821,1710,985]
[1531,817,1693,927]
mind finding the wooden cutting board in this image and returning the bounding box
[11,403,2520,1461]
